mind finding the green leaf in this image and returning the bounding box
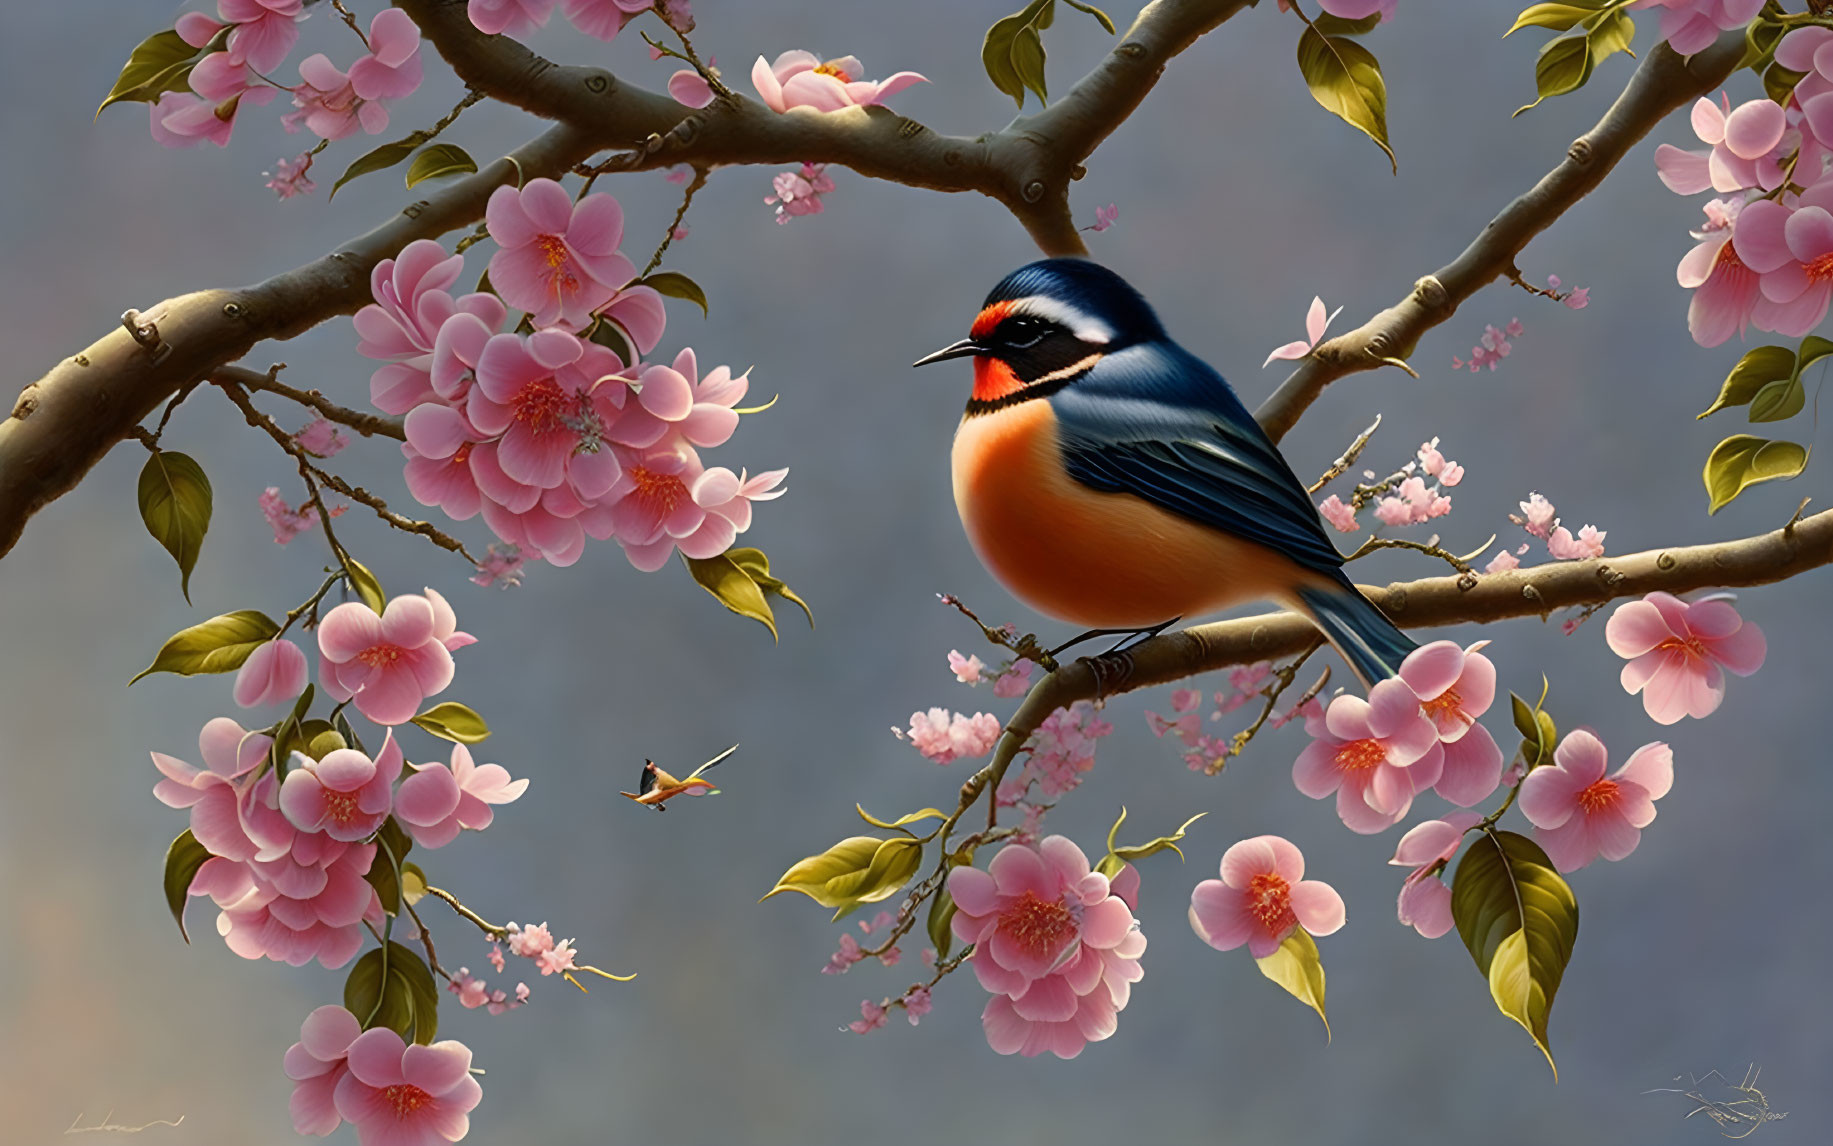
[983,0,1055,108]
[1515,34,1592,115]
[1011,25,1050,104]
[410,701,491,744]
[1747,377,1805,423]
[762,836,923,920]
[587,315,639,365]
[300,719,345,760]
[401,862,429,906]
[405,143,478,189]
[856,805,948,831]
[137,450,212,603]
[634,271,709,317]
[162,829,211,943]
[927,887,957,961]
[98,29,202,116]
[684,551,778,639]
[726,547,814,629]
[1744,14,1789,73]
[364,819,414,917]
[1296,27,1396,173]
[344,941,441,1044]
[1062,0,1116,34]
[1585,7,1635,68]
[330,131,431,199]
[1254,929,1330,1040]
[1703,435,1810,514]
[130,610,279,684]
[1763,60,1806,105]
[1504,3,1603,36]
[1111,811,1207,863]
[1698,345,1796,419]
[1508,681,1557,770]
[1314,12,1384,36]
[344,557,386,614]
[1451,830,1579,1077]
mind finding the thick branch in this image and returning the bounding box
[1253,32,1747,442]
[987,508,1833,775]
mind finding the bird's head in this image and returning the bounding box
[913,258,1166,413]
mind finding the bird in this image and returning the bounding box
[913,257,1415,688]
[619,744,739,811]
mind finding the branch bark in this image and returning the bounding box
[1254,32,1747,442]
[985,508,1833,783]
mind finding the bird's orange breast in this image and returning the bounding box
[951,400,1311,629]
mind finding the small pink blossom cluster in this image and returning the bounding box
[1371,474,1453,528]
[1293,640,1504,833]
[948,836,1146,1059]
[900,708,1002,765]
[1189,835,1345,957]
[293,416,348,459]
[284,1005,482,1141]
[1489,491,1606,572]
[449,965,531,1015]
[504,921,580,978]
[1655,35,1833,346]
[765,162,837,224]
[997,701,1113,801]
[355,187,785,571]
[1084,203,1119,233]
[946,649,1034,696]
[1628,0,1763,57]
[1452,318,1524,373]
[263,150,317,199]
[259,486,339,545]
[467,0,667,42]
[150,1,299,148]
[1144,688,1235,773]
[1316,438,1464,533]
[471,542,528,589]
[822,910,901,975]
[283,8,424,141]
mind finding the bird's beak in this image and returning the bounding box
[912,338,985,367]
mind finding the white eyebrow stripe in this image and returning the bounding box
[1011,296,1114,344]
[1030,352,1105,387]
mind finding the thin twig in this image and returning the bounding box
[216,364,404,440]
[643,166,708,276]
[1308,414,1381,494]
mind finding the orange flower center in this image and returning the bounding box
[1422,687,1465,722]
[1245,872,1296,934]
[1656,635,1708,661]
[996,890,1077,960]
[451,442,474,465]
[1577,777,1620,814]
[514,376,572,434]
[628,465,689,515]
[814,61,853,82]
[381,1083,433,1119]
[322,788,359,825]
[1808,250,1833,282]
[535,233,570,269]
[1334,738,1386,772]
[357,644,403,668]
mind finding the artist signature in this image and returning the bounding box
[1645,1065,1789,1139]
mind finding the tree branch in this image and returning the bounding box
[982,508,1833,786]
[1253,32,1747,442]
[217,364,405,441]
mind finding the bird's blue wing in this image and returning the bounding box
[1052,344,1346,577]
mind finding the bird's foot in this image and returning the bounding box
[1077,650,1136,703]
[1046,616,1180,662]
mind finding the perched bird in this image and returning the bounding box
[914,258,1414,687]
[620,744,739,811]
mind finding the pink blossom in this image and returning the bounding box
[1673,195,1761,347]
[333,1028,482,1144]
[471,542,527,589]
[1010,702,1111,797]
[151,717,275,862]
[751,51,927,113]
[1397,640,1504,806]
[264,150,318,199]
[1372,476,1449,527]
[1292,681,1444,834]
[279,733,404,842]
[668,69,716,109]
[219,0,304,72]
[286,19,422,144]
[1516,492,1557,538]
[316,594,461,725]
[848,999,888,1034]
[234,638,309,708]
[1605,591,1766,724]
[177,13,228,50]
[485,180,637,331]
[464,330,626,516]
[904,986,932,1024]
[1189,835,1345,958]
[1317,494,1359,533]
[589,449,784,572]
[1263,295,1341,367]
[534,939,578,977]
[487,943,506,973]
[467,0,557,37]
[562,0,651,40]
[1519,731,1673,871]
[608,348,749,451]
[949,836,1145,1059]
[394,742,529,848]
[1484,549,1521,573]
[1729,182,1833,335]
[1655,94,1788,196]
[192,839,381,968]
[1388,813,1481,939]
[1084,203,1119,233]
[260,487,319,544]
[949,650,987,684]
[148,88,274,148]
[765,163,836,223]
[822,933,865,974]
[1563,287,1590,309]
[1547,523,1607,559]
[354,239,504,415]
[293,417,348,458]
[1269,694,1324,730]
[905,708,1002,765]
[284,1004,360,1137]
[506,922,554,958]
[1627,0,1765,57]
[992,659,1035,698]
[660,0,694,31]
[1317,0,1397,19]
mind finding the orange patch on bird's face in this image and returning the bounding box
[970,300,1016,341]
[972,357,1027,404]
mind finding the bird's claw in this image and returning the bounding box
[1077,650,1137,703]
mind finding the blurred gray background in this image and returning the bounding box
[1,2,1825,1143]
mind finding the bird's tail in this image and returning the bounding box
[1293,574,1416,689]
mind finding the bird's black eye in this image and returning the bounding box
[998,315,1053,349]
